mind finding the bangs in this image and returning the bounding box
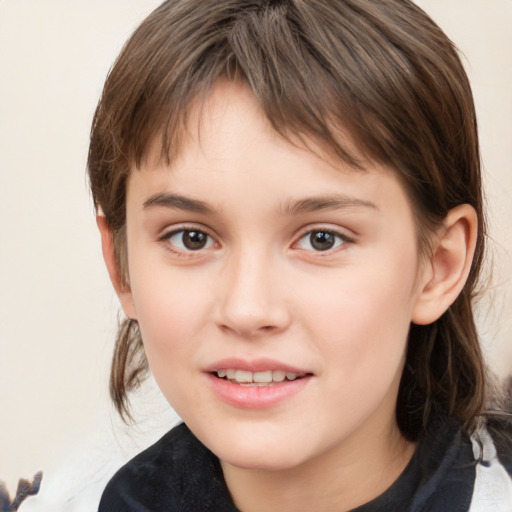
[95,0,440,175]
[90,0,478,236]
[115,5,372,172]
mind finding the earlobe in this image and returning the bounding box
[412,204,478,325]
[96,214,137,320]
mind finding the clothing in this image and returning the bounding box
[98,418,512,512]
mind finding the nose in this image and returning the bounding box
[215,249,291,339]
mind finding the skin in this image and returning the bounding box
[99,81,477,511]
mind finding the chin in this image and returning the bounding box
[205,430,315,472]
[221,448,308,472]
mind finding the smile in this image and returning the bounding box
[215,369,306,385]
[206,360,312,408]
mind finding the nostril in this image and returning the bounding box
[217,322,279,336]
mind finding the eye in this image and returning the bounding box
[296,230,348,252]
[164,229,215,252]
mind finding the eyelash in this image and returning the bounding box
[158,226,354,256]
[158,226,217,256]
[294,228,354,254]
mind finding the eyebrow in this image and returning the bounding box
[142,192,378,216]
[282,195,379,215]
[143,193,215,214]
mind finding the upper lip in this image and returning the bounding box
[204,357,311,375]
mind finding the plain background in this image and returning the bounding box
[1,0,511,499]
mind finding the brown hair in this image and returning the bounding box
[88,0,488,437]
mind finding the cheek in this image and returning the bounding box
[128,263,211,380]
[311,290,411,373]
[302,251,418,385]
[131,280,211,418]
[302,285,412,436]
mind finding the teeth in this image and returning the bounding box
[215,369,305,383]
[272,370,286,382]
[235,370,253,383]
[253,371,273,383]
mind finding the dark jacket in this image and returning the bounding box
[98,418,512,512]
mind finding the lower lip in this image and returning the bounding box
[206,374,311,409]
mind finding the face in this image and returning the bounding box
[121,81,427,472]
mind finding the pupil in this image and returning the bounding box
[183,230,207,250]
[310,231,335,251]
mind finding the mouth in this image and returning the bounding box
[205,358,313,407]
[213,369,308,386]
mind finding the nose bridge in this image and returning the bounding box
[216,243,288,337]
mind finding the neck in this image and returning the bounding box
[221,418,415,512]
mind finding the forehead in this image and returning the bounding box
[142,78,372,173]
[127,81,414,223]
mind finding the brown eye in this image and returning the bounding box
[310,231,336,251]
[296,230,346,252]
[182,230,208,250]
[166,229,214,251]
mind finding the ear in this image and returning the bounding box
[96,214,137,320]
[412,204,478,325]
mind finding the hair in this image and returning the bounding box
[88,0,489,438]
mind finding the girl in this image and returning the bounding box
[88,0,512,510]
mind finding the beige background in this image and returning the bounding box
[0,0,511,507]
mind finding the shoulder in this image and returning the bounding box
[468,422,512,512]
[98,423,192,511]
[391,416,510,512]
[98,423,236,512]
